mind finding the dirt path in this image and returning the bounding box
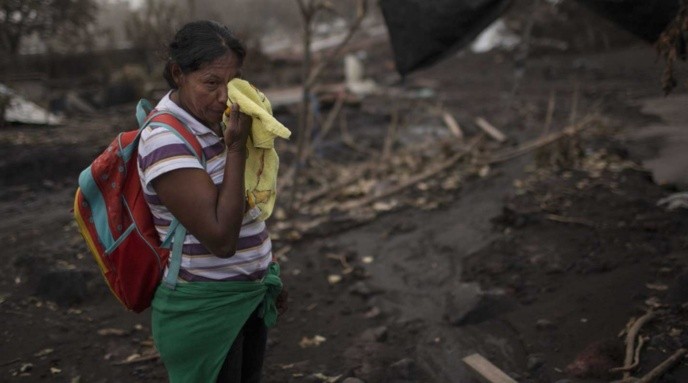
[2,41,688,383]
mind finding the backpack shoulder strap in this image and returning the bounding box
[135,99,205,165]
[150,113,205,163]
[134,99,205,291]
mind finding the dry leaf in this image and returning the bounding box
[98,328,128,336]
[364,306,381,319]
[125,353,142,362]
[645,296,664,308]
[372,200,397,212]
[478,165,491,177]
[299,335,327,348]
[442,177,460,190]
[139,339,154,347]
[645,283,668,291]
[19,363,33,373]
[311,372,342,382]
[34,348,53,357]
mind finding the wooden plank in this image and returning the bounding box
[462,353,518,383]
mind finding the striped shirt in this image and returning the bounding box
[137,91,272,282]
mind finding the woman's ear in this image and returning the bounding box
[170,63,184,87]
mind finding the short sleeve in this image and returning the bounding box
[137,125,204,188]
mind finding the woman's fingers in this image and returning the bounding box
[224,103,251,150]
[228,102,239,125]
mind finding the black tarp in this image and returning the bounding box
[576,0,679,43]
[380,0,680,76]
[379,0,512,76]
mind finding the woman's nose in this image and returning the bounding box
[218,84,228,104]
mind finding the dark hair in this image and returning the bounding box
[163,20,246,89]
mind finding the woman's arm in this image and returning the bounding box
[151,106,251,258]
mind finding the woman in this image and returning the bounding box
[137,20,284,383]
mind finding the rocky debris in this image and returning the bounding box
[444,284,515,326]
[443,282,483,326]
[386,358,417,382]
[527,354,545,372]
[535,318,557,330]
[359,326,388,343]
[348,281,376,298]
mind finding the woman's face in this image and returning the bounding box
[173,52,241,127]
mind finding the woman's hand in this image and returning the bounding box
[224,103,251,152]
[152,103,251,258]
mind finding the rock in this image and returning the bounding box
[444,283,482,325]
[349,281,374,298]
[35,270,88,306]
[535,318,556,330]
[363,306,381,319]
[444,285,516,326]
[386,358,416,380]
[527,354,544,371]
[360,326,388,342]
[342,378,365,383]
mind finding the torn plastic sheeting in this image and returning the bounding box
[380,0,513,76]
[0,83,62,126]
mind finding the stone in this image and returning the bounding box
[527,354,544,371]
[387,358,416,380]
[360,326,388,342]
[349,281,374,298]
[535,318,556,330]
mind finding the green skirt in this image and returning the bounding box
[151,262,282,383]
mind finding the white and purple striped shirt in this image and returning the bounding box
[137,91,272,282]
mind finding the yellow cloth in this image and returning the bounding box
[223,78,291,221]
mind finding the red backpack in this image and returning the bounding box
[73,99,204,312]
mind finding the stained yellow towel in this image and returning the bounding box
[223,79,291,222]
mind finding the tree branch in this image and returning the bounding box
[305,0,368,88]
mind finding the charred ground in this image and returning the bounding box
[2,3,688,383]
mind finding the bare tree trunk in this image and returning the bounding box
[288,0,315,212]
[287,0,368,212]
[506,0,539,112]
[187,0,197,20]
